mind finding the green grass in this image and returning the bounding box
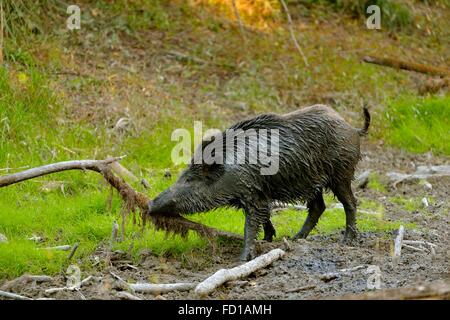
[367,172,387,193]
[389,196,432,213]
[383,95,450,156]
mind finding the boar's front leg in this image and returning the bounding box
[241,206,267,261]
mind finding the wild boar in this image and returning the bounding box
[148,104,370,260]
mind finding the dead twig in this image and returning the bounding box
[0,290,33,300]
[0,157,125,188]
[67,242,79,262]
[1,275,53,291]
[279,0,309,67]
[130,282,196,294]
[195,248,286,296]
[43,245,72,251]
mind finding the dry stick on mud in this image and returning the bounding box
[279,0,309,67]
[0,290,33,300]
[387,165,450,188]
[0,158,243,242]
[362,55,450,77]
[1,275,53,291]
[394,225,405,261]
[130,282,196,294]
[330,278,450,300]
[195,248,286,296]
[117,291,142,300]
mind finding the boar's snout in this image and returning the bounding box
[148,188,179,216]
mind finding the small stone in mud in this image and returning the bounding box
[320,272,340,282]
[424,182,432,190]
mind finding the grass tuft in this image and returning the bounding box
[382,95,450,156]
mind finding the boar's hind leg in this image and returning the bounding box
[293,193,326,240]
[332,181,358,242]
[263,220,276,242]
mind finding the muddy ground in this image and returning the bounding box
[1,143,449,300]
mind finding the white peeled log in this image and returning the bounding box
[394,225,405,259]
[387,165,450,187]
[195,248,286,296]
[130,282,196,294]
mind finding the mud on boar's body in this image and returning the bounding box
[149,104,370,261]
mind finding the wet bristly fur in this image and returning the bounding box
[149,104,370,260]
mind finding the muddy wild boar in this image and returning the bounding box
[148,104,370,261]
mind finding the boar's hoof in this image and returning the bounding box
[240,248,256,261]
[342,230,357,245]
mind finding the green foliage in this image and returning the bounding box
[383,95,450,155]
[1,0,65,37]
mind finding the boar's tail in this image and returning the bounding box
[358,105,371,136]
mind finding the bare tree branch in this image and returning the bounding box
[279,0,309,67]
[0,158,243,242]
[0,157,125,188]
[231,0,247,43]
[362,55,450,77]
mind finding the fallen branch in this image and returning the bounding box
[387,165,450,188]
[402,244,426,252]
[329,279,450,300]
[130,282,196,294]
[0,290,33,300]
[1,275,53,291]
[0,158,243,242]
[67,242,79,261]
[362,55,450,77]
[0,157,124,188]
[43,245,72,251]
[109,161,139,182]
[195,248,286,296]
[403,240,436,254]
[403,240,436,248]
